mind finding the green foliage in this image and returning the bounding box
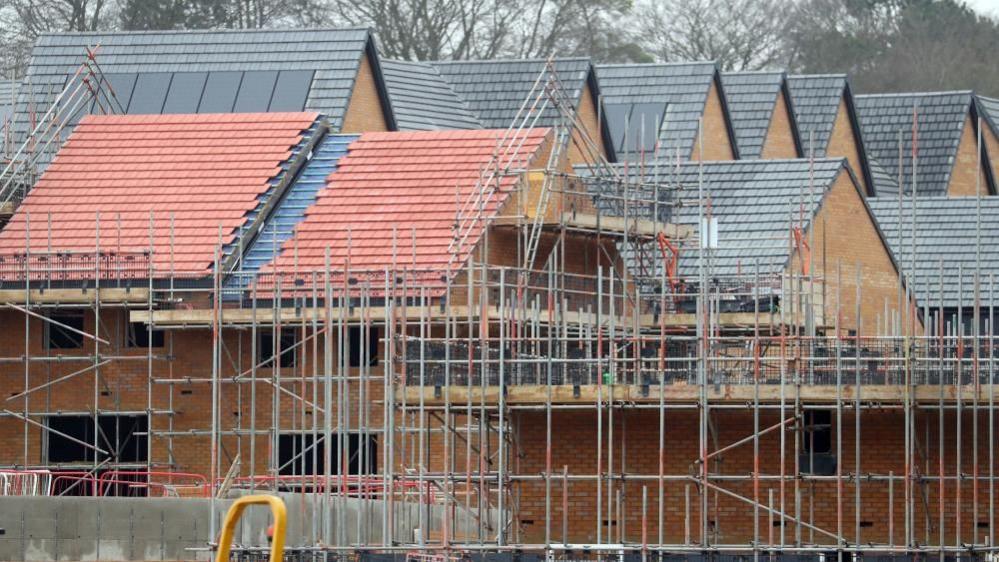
[119,0,188,29]
[785,0,999,96]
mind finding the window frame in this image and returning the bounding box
[44,310,86,350]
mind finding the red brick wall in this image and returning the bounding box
[513,408,995,547]
[695,81,736,161]
[948,115,989,196]
[1,305,993,551]
[342,52,390,133]
[761,93,800,159]
[0,308,387,480]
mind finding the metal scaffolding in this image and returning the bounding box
[0,59,996,561]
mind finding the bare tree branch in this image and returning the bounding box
[636,0,789,70]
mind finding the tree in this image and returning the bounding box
[119,0,189,29]
[329,0,647,61]
[0,0,646,79]
[873,0,999,94]
[784,0,999,96]
[0,0,116,79]
[0,6,35,79]
[635,0,789,70]
[119,0,309,30]
[782,0,906,78]
[502,0,646,61]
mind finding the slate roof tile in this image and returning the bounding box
[0,79,17,124]
[976,95,999,140]
[596,62,721,160]
[721,71,789,159]
[381,60,482,131]
[578,158,848,277]
[856,91,973,197]
[431,58,591,129]
[869,196,999,307]
[15,28,375,145]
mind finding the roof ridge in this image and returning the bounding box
[679,157,845,165]
[606,157,846,168]
[597,61,716,68]
[869,195,965,202]
[856,90,974,99]
[383,59,430,66]
[359,127,550,139]
[39,26,371,37]
[723,70,786,76]
[432,57,591,65]
[788,73,847,79]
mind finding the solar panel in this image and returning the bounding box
[198,71,242,113]
[233,71,278,113]
[162,72,207,114]
[603,103,630,151]
[127,73,172,114]
[629,102,667,153]
[99,73,137,113]
[269,70,314,111]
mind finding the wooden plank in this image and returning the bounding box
[131,305,470,326]
[492,212,691,239]
[400,383,999,406]
[0,287,150,304]
[557,212,691,239]
[133,303,805,330]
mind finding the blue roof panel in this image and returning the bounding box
[236,133,358,280]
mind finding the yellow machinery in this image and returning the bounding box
[215,495,287,562]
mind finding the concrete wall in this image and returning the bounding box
[0,494,487,561]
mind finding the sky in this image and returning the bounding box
[967,0,999,17]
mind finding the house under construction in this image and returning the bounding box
[0,32,997,562]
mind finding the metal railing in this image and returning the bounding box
[0,249,151,286]
[0,469,52,496]
[401,335,999,388]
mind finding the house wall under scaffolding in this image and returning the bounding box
[0,59,992,559]
[0,228,995,556]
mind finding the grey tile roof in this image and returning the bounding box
[787,74,847,157]
[721,71,794,159]
[788,74,877,196]
[869,157,900,194]
[0,79,16,124]
[855,91,974,197]
[977,95,999,139]
[869,196,999,308]
[431,58,591,129]
[15,27,378,138]
[381,59,482,131]
[596,62,724,160]
[579,158,850,276]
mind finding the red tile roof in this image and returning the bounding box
[0,112,318,276]
[259,128,550,287]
